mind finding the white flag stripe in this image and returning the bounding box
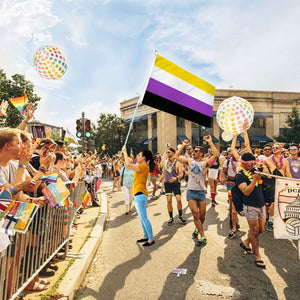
[150,65,214,107]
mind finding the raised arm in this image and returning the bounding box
[203,135,219,168]
[174,140,191,165]
[122,146,140,172]
[231,134,240,161]
[242,120,252,154]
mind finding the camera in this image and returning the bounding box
[251,167,263,174]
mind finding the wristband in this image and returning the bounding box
[10,186,17,195]
[23,120,28,124]
[18,164,26,168]
[38,166,46,173]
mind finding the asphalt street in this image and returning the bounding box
[75,181,300,300]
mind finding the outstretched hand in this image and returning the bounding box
[0,100,8,117]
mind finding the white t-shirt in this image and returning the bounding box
[223,159,238,178]
[0,161,18,187]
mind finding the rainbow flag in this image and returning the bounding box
[142,54,215,127]
[130,148,134,161]
[9,92,28,115]
[39,170,59,182]
[82,189,91,209]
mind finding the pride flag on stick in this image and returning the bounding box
[9,92,28,116]
[141,54,215,127]
[39,170,59,183]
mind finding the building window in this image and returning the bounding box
[152,113,157,129]
[176,116,185,128]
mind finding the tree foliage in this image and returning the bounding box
[274,106,300,143]
[0,69,41,128]
[93,113,138,156]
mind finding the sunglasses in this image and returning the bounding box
[264,148,271,151]
[272,145,280,149]
[289,147,298,150]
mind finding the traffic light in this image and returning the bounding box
[76,119,83,138]
[85,119,91,138]
[202,126,206,131]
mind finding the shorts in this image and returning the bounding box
[150,175,158,186]
[226,180,235,196]
[113,171,120,178]
[243,205,266,221]
[208,168,218,180]
[164,181,181,196]
[186,190,206,202]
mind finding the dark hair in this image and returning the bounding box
[142,150,155,172]
[241,152,256,161]
[195,146,205,153]
[290,143,299,149]
[56,140,65,147]
[168,147,176,153]
[55,151,64,164]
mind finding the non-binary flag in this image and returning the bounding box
[64,128,79,145]
[142,54,215,127]
[9,92,28,115]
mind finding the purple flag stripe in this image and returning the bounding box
[146,78,213,117]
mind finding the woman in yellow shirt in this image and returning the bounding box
[122,147,155,246]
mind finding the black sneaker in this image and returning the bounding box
[168,217,174,225]
[228,230,237,239]
[179,215,186,224]
[196,236,207,246]
[192,228,199,238]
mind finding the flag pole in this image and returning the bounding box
[123,50,158,147]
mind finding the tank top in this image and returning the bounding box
[188,160,206,190]
[287,157,300,179]
[209,157,220,169]
[164,159,178,182]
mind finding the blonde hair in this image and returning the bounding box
[0,127,21,150]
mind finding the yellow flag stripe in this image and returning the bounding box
[154,55,215,96]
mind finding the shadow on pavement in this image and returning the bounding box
[260,233,300,299]
[158,245,204,300]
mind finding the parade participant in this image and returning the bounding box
[222,147,239,238]
[120,160,135,214]
[112,155,122,192]
[286,143,300,179]
[229,121,252,235]
[122,147,155,246]
[175,135,219,246]
[207,148,220,206]
[149,155,160,200]
[236,153,266,269]
[265,142,291,231]
[161,147,185,224]
[183,145,193,187]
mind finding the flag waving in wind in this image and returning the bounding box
[9,92,28,116]
[64,128,79,145]
[142,54,215,127]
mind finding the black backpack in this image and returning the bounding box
[231,173,246,216]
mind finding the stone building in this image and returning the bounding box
[120,89,300,154]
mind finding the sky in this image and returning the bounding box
[1,0,300,134]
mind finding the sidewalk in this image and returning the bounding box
[23,185,108,300]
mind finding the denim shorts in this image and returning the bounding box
[186,190,206,202]
[243,205,266,221]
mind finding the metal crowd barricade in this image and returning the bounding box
[0,181,86,300]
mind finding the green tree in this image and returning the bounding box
[274,106,300,143]
[0,69,41,128]
[93,113,138,156]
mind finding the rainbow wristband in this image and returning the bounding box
[10,186,17,195]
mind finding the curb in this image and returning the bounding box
[56,187,108,299]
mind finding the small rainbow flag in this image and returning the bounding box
[82,189,91,209]
[9,92,28,115]
[39,170,59,183]
[130,148,134,161]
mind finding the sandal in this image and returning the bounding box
[255,260,266,269]
[39,268,55,276]
[25,281,48,291]
[228,230,237,239]
[239,242,254,254]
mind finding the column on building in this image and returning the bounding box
[157,111,177,154]
[185,120,192,141]
[147,115,153,152]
